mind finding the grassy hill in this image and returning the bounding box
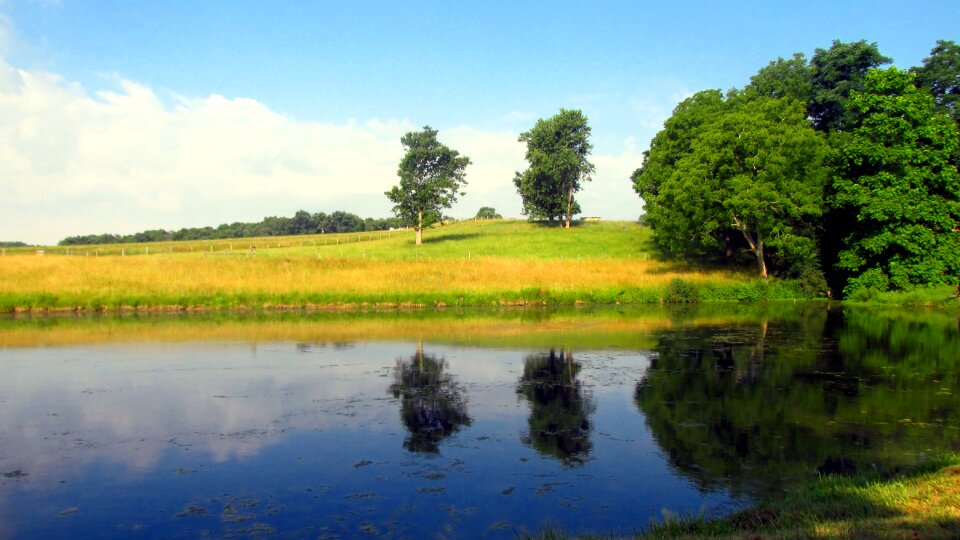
[0,220,803,312]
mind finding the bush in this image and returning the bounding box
[796,267,829,298]
[664,278,701,303]
[844,268,890,300]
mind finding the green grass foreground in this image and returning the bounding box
[523,454,960,539]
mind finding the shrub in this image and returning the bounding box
[844,268,890,300]
[664,278,701,303]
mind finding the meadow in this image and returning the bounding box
[0,220,800,312]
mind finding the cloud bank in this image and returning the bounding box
[0,56,644,245]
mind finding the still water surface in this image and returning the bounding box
[0,306,957,538]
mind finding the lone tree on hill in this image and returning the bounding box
[514,109,595,228]
[385,126,471,246]
[474,206,501,219]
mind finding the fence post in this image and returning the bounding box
[122,248,125,256]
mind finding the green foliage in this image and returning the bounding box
[58,210,400,245]
[794,266,829,298]
[514,109,595,227]
[634,92,830,278]
[808,39,891,132]
[635,309,960,500]
[745,52,812,101]
[385,126,471,243]
[474,206,502,219]
[831,67,960,295]
[911,39,960,124]
[663,278,700,303]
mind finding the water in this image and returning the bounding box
[0,305,957,538]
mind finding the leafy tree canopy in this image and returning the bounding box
[911,39,960,124]
[808,39,891,132]
[635,92,831,278]
[830,67,960,294]
[745,52,812,102]
[385,126,470,246]
[514,109,595,228]
[474,206,502,219]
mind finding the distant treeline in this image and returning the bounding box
[0,241,30,248]
[59,210,402,246]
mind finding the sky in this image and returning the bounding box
[1,1,957,245]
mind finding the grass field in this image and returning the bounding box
[1,220,811,312]
[524,454,960,539]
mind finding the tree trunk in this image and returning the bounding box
[731,214,767,279]
[415,210,423,246]
[417,338,424,370]
[565,186,573,229]
[755,236,767,280]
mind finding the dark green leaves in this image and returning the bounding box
[385,126,471,239]
[514,109,595,226]
[634,93,830,278]
[830,68,960,294]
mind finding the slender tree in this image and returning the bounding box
[385,126,470,246]
[514,109,595,228]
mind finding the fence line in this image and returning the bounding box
[28,229,410,257]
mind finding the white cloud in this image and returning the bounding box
[0,55,646,244]
[442,125,526,218]
[0,57,419,244]
[579,136,645,220]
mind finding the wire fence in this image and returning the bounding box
[1,229,411,258]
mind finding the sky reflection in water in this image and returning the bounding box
[1,307,957,538]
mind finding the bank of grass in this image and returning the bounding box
[524,454,960,539]
[0,221,816,312]
[647,456,960,539]
[845,284,960,308]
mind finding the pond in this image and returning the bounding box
[0,305,957,538]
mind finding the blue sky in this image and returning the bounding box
[1,1,957,244]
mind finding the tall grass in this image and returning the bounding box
[0,221,809,312]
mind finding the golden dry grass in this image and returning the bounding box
[0,254,742,299]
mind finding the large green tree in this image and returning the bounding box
[808,40,891,133]
[911,39,960,124]
[745,53,812,102]
[386,126,471,246]
[634,94,830,278]
[830,67,960,294]
[514,109,595,228]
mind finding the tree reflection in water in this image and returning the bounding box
[517,348,595,466]
[636,309,960,498]
[388,341,471,453]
